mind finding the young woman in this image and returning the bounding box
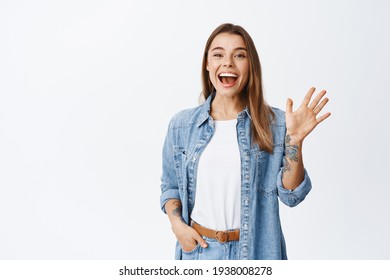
[160,23,330,260]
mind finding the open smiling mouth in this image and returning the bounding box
[218,72,238,87]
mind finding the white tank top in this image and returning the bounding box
[190,119,241,231]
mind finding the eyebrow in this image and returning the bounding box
[210,46,248,52]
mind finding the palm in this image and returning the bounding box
[285,87,331,141]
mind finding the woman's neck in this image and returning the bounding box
[210,93,244,120]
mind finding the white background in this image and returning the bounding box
[0,0,389,259]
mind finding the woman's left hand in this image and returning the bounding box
[285,87,331,142]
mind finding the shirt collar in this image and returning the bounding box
[196,93,213,127]
[238,107,252,120]
[196,93,252,127]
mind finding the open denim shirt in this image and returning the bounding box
[160,94,312,260]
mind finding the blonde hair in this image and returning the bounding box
[201,23,275,153]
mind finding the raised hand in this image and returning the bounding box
[285,87,331,142]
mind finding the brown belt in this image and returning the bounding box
[192,221,240,243]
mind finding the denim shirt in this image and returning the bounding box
[160,95,312,260]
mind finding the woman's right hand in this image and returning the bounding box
[164,199,207,251]
[172,221,208,252]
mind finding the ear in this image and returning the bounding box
[206,60,209,71]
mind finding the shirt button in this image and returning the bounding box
[244,199,249,205]
[243,224,248,230]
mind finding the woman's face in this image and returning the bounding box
[207,32,249,98]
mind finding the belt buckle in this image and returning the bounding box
[215,231,228,243]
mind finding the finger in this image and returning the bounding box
[193,231,208,248]
[313,97,329,115]
[302,87,316,107]
[316,112,331,124]
[286,98,293,113]
[309,90,327,109]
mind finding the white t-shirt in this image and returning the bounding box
[190,119,241,231]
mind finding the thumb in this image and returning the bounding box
[193,232,208,248]
[286,98,293,113]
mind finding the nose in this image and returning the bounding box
[223,56,234,67]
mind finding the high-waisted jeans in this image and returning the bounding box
[181,236,239,260]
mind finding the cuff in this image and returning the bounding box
[160,188,180,213]
[277,168,312,207]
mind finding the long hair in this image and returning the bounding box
[201,23,275,153]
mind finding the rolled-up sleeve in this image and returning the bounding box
[160,121,180,213]
[276,168,312,207]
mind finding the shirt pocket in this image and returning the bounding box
[254,144,283,196]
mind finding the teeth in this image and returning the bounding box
[219,72,238,77]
